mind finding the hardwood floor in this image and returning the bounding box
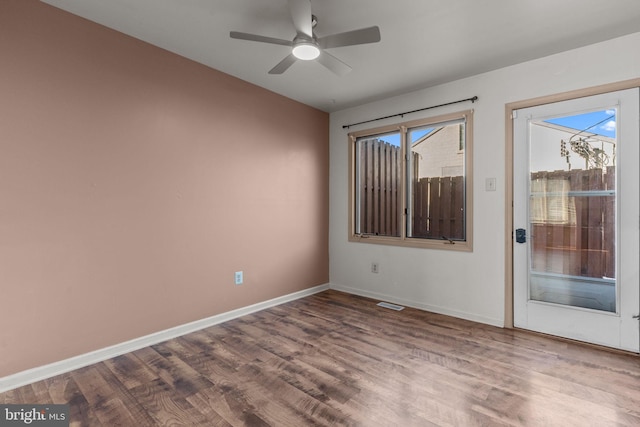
[2,290,640,426]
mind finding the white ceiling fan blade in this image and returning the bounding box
[318,26,381,49]
[317,51,351,76]
[269,54,298,74]
[288,0,313,37]
[230,31,293,47]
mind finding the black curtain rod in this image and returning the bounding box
[342,96,478,129]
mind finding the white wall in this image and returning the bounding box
[329,32,640,327]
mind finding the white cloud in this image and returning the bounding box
[605,109,616,115]
[601,120,616,132]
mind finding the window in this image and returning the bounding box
[530,175,576,225]
[349,110,473,250]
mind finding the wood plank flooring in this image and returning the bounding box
[2,290,640,426]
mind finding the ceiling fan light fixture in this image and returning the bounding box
[292,42,320,60]
[230,0,381,74]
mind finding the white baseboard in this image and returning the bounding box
[330,283,504,328]
[0,284,329,393]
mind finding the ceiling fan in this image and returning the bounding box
[230,0,381,75]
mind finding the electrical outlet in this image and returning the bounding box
[235,271,243,285]
[371,263,379,273]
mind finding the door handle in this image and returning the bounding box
[633,314,640,320]
[515,228,526,244]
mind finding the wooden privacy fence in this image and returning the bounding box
[531,167,615,279]
[412,176,464,239]
[357,139,403,236]
[357,138,464,239]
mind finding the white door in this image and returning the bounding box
[513,88,640,352]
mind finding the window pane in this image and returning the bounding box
[408,120,466,240]
[355,132,402,237]
[529,110,617,312]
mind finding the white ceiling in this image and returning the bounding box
[42,0,640,112]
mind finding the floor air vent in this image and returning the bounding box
[377,301,405,311]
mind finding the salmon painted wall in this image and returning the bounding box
[0,1,329,377]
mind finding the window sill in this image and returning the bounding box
[348,234,473,252]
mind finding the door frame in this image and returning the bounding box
[504,78,640,329]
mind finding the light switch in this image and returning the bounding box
[486,178,496,191]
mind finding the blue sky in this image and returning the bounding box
[545,109,616,138]
[378,109,617,145]
[378,128,434,146]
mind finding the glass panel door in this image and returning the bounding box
[513,88,639,352]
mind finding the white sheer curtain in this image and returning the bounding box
[530,177,576,225]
